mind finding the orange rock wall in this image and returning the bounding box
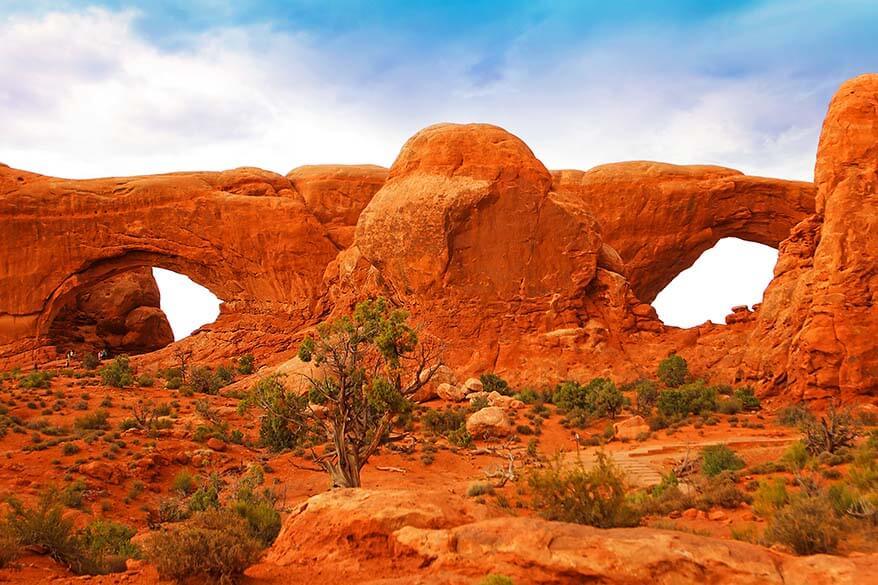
[1,75,875,401]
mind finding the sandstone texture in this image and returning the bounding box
[48,268,173,354]
[261,488,878,584]
[1,75,876,401]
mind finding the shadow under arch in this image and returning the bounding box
[37,250,234,340]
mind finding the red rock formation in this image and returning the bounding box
[740,74,878,399]
[1,75,876,401]
[258,488,878,584]
[287,164,387,248]
[551,163,816,303]
[49,268,173,354]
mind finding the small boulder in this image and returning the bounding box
[612,415,649,441]
[437,382,466,402]
[487,391,523,410]
[462,378,484,395]
[80,461,127,485]
[206,437,227,452]
[466,406,513,438]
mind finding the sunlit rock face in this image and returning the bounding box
[0,75,875,401]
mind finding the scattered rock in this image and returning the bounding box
[612,415,649,440]
[206,437,227,452]
[465,407,513,438]
[436,382,466,402]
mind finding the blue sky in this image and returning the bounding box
[2,1,876,180]
[1,1,875,328]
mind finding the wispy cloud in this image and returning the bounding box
[0,2,875,180]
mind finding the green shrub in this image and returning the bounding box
[480,576,514,585]
[700,444,745,477]
[19,370,53,389]
[479,373,513,396]
[631,380,659,415]
[467,482,495,497]
[423,406,467,435]
[753,478,789,517]
[584,378,626,420]
[100,356,134,388]
[528,452,641,528]
[0,525,17,568]
[189,366,223,395]
[4,492,137,575]
[188,474,221,513]
[74,409,110,431]
[81,353,100,371]
[717,397,742,415]
[144,509,263,585]
[733,387,761,411]
[236,354,255,375]
[136,374,154,388]
[239,375,305,452]
[552,380,588,412]
[657,354,688,387]
[553,378,625,419]
[699,471,748,509]
[781,441,809,472]
[172,470,198,496]
[657,382,717,418]
[765,494,843,555]
[777,403,814,427]
[73,520,140,574]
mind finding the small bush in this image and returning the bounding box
[700,444,745,477]
[172,470,198,496]
[657,381,717,418]
[753,478,789,517]
[480,372,513,396]
[802,404,858,455]
[4,492,137,575]
[136,374,154,388]
[100,356,134,388]
[236,354,255,375]
[480,576,514,585]
[781,441,810,472]
[528,452,641,528]
[189,366,224,395]
[467,482,495,497]
[19,370,53,389]
[552,380,588,412]
[584,378,626,420]
[0,526,17,568]
[699,472,748,509]
[632,380,658,415]
[74,409,110,431]
[144,509,263,585]
[81,353,100,371]
[733,387,761,411]
[657,354,688,387]
[777,403,814,427]
[765,494,842,555]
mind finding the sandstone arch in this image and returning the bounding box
[551,162,816,303]
[0,164,347,362]
[1,74,875,400]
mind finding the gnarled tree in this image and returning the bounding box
[244,298,441,488]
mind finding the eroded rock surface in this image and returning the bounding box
[260,488,877,584]
[1,75,876,401]
[49,268,173,354]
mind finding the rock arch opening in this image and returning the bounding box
[152,268,221,340]
[44,258,225,359]
[652,238,778,328]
